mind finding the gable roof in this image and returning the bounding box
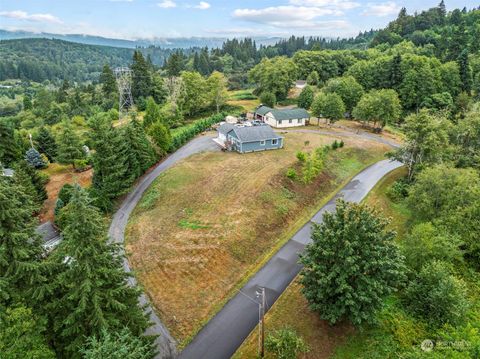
[255,106,310,120]
[36,221,62,250]
[218,123,235,135]
[228,125,282,143]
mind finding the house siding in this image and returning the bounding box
[240,138,283,153]
[264,112,306,128]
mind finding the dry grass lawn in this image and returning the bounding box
[126,132,390,346]
[39,163,92,223]
[234,166,409,359]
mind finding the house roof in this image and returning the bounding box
[255,106,310,121]
[218,123,235,135]
[1,168,14,177]
[36,221,62,250]
[228,125,282,143]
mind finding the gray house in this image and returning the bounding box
[215,123,283,153]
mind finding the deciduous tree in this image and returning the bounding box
[300,200,405,325]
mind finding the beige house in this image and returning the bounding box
[254,105,310,128]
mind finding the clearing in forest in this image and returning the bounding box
[125,131,390,346]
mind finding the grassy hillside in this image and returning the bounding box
[125,131,389,347]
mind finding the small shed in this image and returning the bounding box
[254,106,310,128]
[36,221,62,252]
[1,168,14,177]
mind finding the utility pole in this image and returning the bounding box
[114,67,134,120]
[257,287,266,358]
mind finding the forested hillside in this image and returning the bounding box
[0,38,179,82]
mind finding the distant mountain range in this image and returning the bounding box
[0,29,282,49]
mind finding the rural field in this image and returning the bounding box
[233,167,410,359]
[125,131,390,346]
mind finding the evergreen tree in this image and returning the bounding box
[81,328,155,359]
[23,94,33,110]
[197,48,211,76]
[25,148,47,169]
[0,121,22,166]
[124,118,157,177]
[389,53,403,89]
[13,160,48,209]
[57,80,70,103]
[143,97,162,128]
[300,200,405,325]
[148,122,172,155]
[90,114,130,210]
[457,49,472,94]
[165,50,186,77]
[46,186,150,357]
[36,126,57,162]
[131,51,153,101]
[0,306,55,359]
[99,64,117,96]
[56,122,84,169]
[0,177,44,306]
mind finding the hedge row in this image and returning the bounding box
[169,112,226,152]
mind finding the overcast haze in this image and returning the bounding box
[0,0,478,40]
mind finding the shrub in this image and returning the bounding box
[296,151,307,162]
[25,148,47,169]
[386,178,410,202]
[332,140,339,150]
[286,168,297,180]
[404,261,469,326]
[401,223,463,272]
[339,140,344,148]
[73,159,89,172]
[265,327,309,359]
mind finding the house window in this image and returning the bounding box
[272,139,278,145]
[260,140,265,146]
[289,119,292,124]
[278,120,282,125]
[298,118,302,123]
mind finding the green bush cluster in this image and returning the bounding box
[331,139,345,150]
[298,146,330,184]
[170,113,226,152]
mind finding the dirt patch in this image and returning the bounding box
[38,163,92,223]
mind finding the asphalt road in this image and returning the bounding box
[108,134,219,359]
[179,159,403,359]
[106,127,401,359]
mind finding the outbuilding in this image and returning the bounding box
[254,105,310,128]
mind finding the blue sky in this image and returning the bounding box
[0,0,477,39]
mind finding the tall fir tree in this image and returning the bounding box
[0,121,22,167]
[56,122,84,169]
[0,177,44,307]
[457,49,472,94]
[123,118,157,179]
[90,114,131,210]
[131,51,153,101]
[45,186,150,358]
[36,126,57,162]
[165,50,185,77]
[143,97,162,128]
[13,160,48,209]
[99,64,117,97]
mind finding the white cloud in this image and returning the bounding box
[233,6,341,25]
[195,1,211,10]
[289,0,360,10]
[0,10,63,24]
[362,1,400,17]
[157,0,176,8]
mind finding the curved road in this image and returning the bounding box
[179,159,403,359]
[108,128,401,359]
[108,135,219,359]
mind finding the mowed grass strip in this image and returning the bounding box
[233,166,409,359]
[125,132,390,346]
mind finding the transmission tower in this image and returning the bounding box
[114,67,134,118]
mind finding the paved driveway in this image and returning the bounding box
[108,134,219,359]
[179,159,403,359]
